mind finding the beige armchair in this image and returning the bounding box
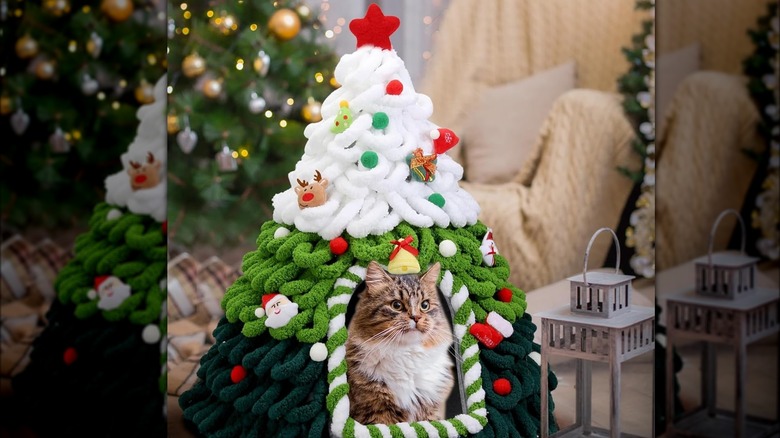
[421,0,646,290]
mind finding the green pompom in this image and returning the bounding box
[372,112,389,129]
[360,151,379,169]
[428,193,446,207]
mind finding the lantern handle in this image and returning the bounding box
[707,209,746,270]
[582,227,620,286]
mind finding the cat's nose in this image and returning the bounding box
[411,315,420,323]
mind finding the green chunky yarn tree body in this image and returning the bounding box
[12,203,166,437]
[180,220,558,437]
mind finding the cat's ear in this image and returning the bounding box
[365,261,392,291]
[419,262,441,291]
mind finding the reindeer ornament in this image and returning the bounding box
[128,152,163,191]
[295,170,329,208]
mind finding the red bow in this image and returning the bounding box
[389,235,418,260]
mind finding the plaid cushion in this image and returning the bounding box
[167,253,208,323]
[167,355,202,397]
[31,238,72,302]
[196,256,240,322]
[1,236,38,304]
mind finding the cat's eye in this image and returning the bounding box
[391,300,403,310]
[420,300,430,311]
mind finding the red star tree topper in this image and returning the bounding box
[349,3,400,50]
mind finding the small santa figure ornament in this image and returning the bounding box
[87,275,132,310]
[258,293,300,328]
[480,229,499,266]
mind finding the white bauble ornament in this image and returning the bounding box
[10,108,30,135]
[176,127,198,154]
[106,208,123,220]
[274,227,291,238]
[49,127,70,153]
[254,307,265,318]
[248,92,266,114]
[81,74,99,95]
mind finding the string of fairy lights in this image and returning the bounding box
[3,0,166,152]
[165,0,340,169]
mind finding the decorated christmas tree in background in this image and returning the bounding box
[1,0,166,230]
[166,0,338,248]
[11,76,168,437]
[180,5,557,437]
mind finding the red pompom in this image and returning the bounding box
[63,347,78,365]
[330,237,349,255]
[162,221,167,235]
[493,377,512,396]
[386,80,403,95]
[230,365,247,383]
[496,288,513,303]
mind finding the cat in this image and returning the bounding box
[346,260,455,425]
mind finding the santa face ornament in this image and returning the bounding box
[262,293,300,329]
[87,275,132,310]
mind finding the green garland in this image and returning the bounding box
[223,221,525,340]
[617,0,655,278]
[54,202,167,325]
[743,2,779,260]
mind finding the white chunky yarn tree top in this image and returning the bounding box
[272,46,479,239]
[104,74,167,222]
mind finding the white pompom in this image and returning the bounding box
[430,128,440,140]
[87,289,97,300]
[528,351,542,366]
[142,324,161,344]
[106,208,123,220]
[254,307,265,318]
[274,227,291,238]
[309,342,328,362]
[438,240,457,257]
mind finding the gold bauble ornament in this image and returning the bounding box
[1,95,12,115]
[301,99,322,123]
[134,80,155,104]
[167,114,180,134]
[35,59,56,80]
[42,0,71,16]
[182,53,206,78]
[15,35,39,59]
[101,0,133,22]
[202,78,223,99]
[268,9,301,41]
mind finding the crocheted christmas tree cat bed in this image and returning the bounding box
[180,5,558,437]
[12,75,168,437]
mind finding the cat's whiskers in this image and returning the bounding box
[354,325,398,349]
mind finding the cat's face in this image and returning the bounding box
[351,261,450,348]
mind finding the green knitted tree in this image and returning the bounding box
[12,77,168,437]
[180,5,557,437]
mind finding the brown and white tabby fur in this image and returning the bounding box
[346,261,454,424]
